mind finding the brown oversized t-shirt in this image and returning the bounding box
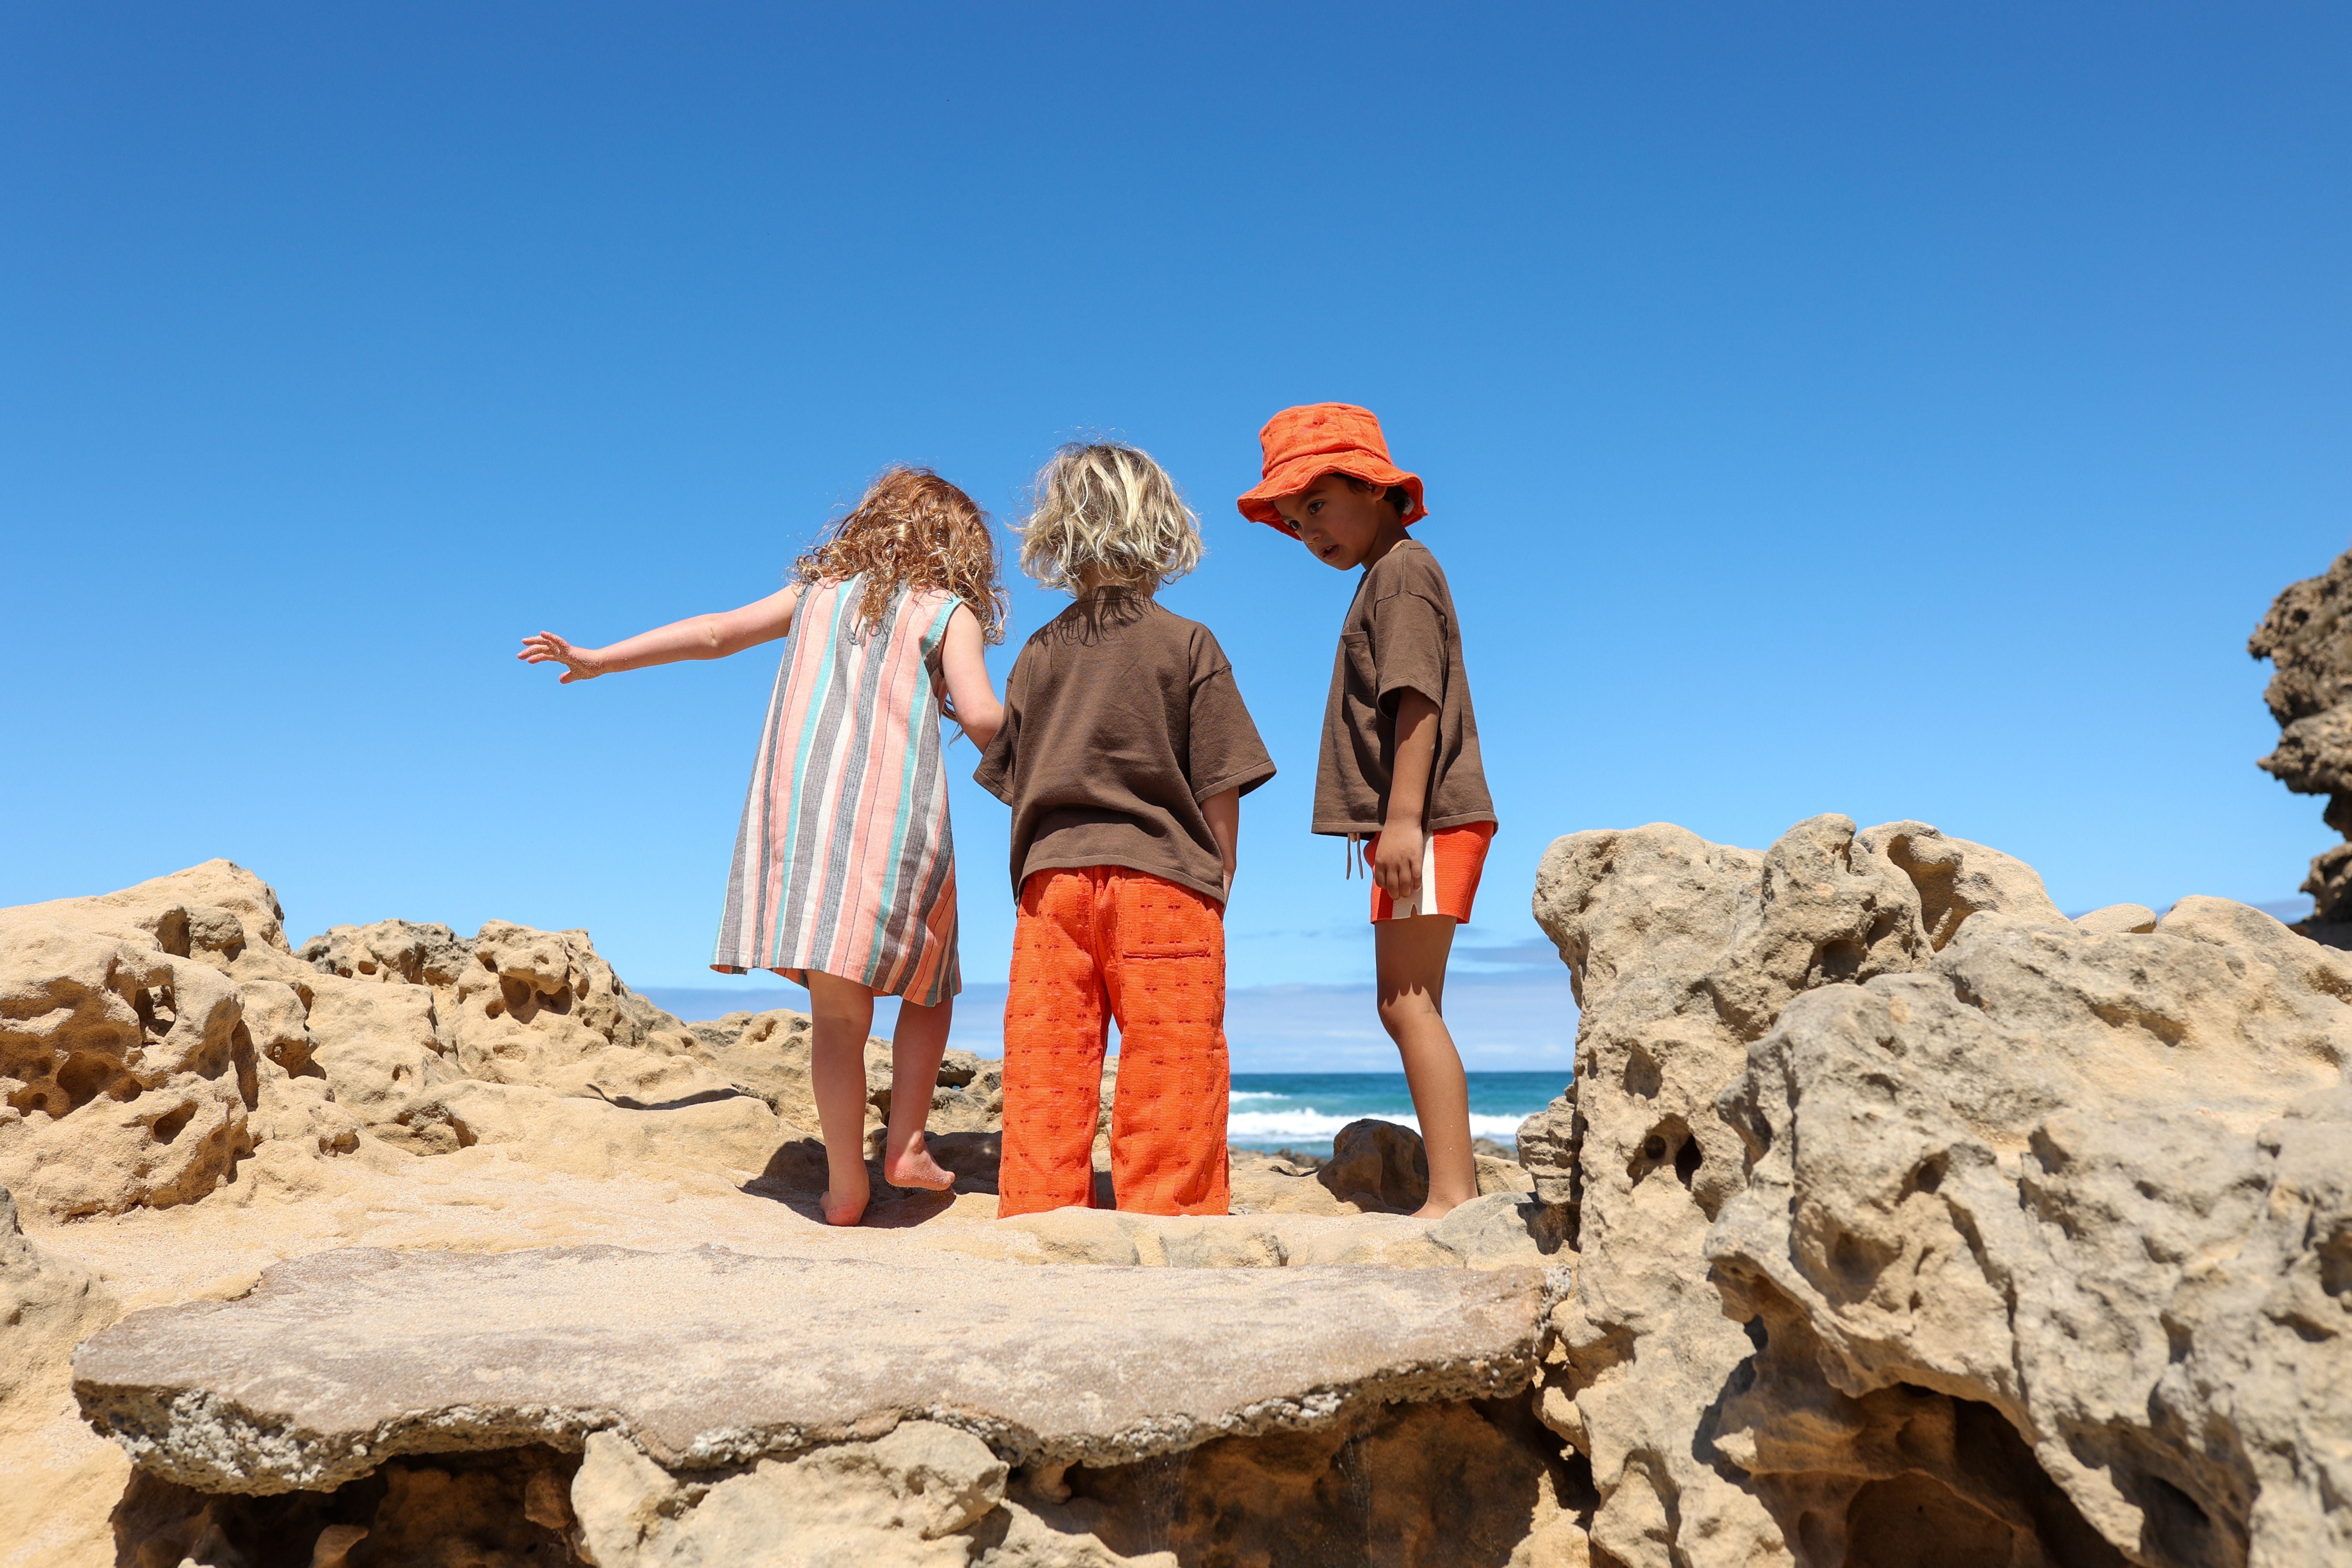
[975,593,1276,905]
[1313,539,1496,836]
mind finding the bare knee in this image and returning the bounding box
[1377,988,1440,1042]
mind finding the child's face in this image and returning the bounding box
[1275,475,1399,571]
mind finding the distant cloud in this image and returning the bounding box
[1449,935,1566,974]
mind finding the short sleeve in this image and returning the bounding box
[972,670,1021,804]
[1370,589,1448,714]
[1186,637,1277,800]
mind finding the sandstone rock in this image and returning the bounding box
[1228,1146,1354,1216]
[1709,901,2352,1566]
[16,859,292,979]
[301,970,456,1131]
[682,1007,895,1140]
[0,915,258,1218]
[298,918,475,989]
[391,1078,783,1176]
[1,1186,116,1412]
[1531,811,2352,1568]
[74,1244,1546,1493]
[574,1394,1592,1568]
[1528,815,2076,1568]
[439,920,701,1091]
[232,978,314,1075]
[108,1396,1590,1568]
[107,1448,582,1568]
[244,1060,363,1159]
[1319,1117,1431,1210]
[2072,901,2158,935]
[2251,547,2352,918]
[1515,1091,1577,1212]
[1310,1120,1535,1215]
[574,1420,1009,1567]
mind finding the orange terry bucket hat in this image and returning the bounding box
[1236,403,1427,535]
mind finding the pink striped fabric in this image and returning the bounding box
[711,577,961,1004]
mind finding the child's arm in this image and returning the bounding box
[1204,787,1240,896]
[517,586,801,683]
[1373,689,1440,903]
[937,604,1004,745]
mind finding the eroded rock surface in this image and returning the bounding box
[1711,901,2352,1568]
[74,1244,1549,1493]
[2251,545,2352,922]
[0,862,356,1219]
[1523,814,2352,1568]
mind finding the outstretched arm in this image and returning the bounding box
[937,604,1004,746]
[518,585,801,683]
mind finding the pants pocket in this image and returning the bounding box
[1112,875,1220,960]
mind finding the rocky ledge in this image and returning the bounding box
[74,1244,1550,1491]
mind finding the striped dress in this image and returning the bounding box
[711,575,961,1005]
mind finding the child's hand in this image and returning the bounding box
[518,632,603,683]
[1373,823,1424,906]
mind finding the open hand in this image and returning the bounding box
[518,632,602,683]
[1372,823,1425,906]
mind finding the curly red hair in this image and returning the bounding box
[794,468,1006,644]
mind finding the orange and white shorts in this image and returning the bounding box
[1362,821,1496,924]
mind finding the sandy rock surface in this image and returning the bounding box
[0,860,1564,1567]
[1523,814,2352,1568]
[75,1244,1549,1488]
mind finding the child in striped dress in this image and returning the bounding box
[518,468,1006,1225]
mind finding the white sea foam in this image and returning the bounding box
[1227,1091,1286,1104]
[1225,1109,1525,1141]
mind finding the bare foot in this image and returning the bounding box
[820,1184,869,1226]
[1410,1192,1475,1221]
[882,1145,956,1192]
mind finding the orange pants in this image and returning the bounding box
[999,866,1229,1217]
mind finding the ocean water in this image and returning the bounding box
[1225,1071,1565,1152]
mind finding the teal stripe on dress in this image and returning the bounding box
[865,594,957,985]
[770,580,859,971]
[807,589,901,967]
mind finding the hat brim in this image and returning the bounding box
[1237,456,1427,534]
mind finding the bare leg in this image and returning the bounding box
[882,994,955,1191]
[804,972,877,1226]
[1375,915,1478,1218]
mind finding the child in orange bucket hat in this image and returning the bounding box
[1239,404,1496,1218]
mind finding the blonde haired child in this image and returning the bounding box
[520,467,1006,1225]
[975,443,1275,1216]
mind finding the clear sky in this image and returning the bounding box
[5,5,2347,1069]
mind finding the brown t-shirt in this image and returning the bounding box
[1313,539,1496,836]
[975,594,1276,905]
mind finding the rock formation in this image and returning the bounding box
[11,830,2348,1565]
[2250,544,2352,921]
[2,859,1569,1565]
[1519,814,2351,1567]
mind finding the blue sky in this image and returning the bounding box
[5,5,2347,1070]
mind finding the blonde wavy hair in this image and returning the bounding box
[794,467,1006,643]
[1016,442,1204,595]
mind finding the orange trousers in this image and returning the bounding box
[998,866,1230,1217]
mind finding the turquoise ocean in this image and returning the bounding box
[1225,1071,1564,1152]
